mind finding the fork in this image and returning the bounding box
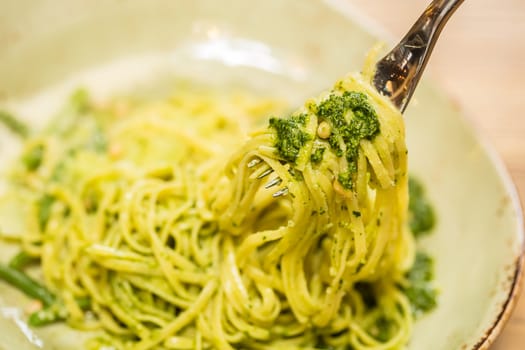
[373,0,464,113]
[253,0,465,196]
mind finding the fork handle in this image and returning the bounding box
[373,0,465,112]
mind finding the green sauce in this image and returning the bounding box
[403,252,438,315]
[409,176,436,237]
[269,113,311,164]
[269,90,380,189]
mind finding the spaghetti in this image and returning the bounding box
[1,65,422,349]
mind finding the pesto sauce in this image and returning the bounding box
[310,146,325,164]
[316,91,380,189]
[268,113,311,164]
[403,252,438,315]
[354,282,400,342]
[269,91,380,189]
[405,178,438,315]
[354,251,438,333]
[408,176,436,236]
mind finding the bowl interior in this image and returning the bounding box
[0,0,523,349]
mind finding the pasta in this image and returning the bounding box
[0,60,427,349]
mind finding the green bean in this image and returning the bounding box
[28,297,91,327]
[0,261,92,327]
[0,110,29,138]
[28,304,67,326]
[8,251,39,270]
[0,263,55,306]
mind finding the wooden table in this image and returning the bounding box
[351,0,525,348]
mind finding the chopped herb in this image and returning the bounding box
[352,211,361,218]
[337,171,354,190]
[0,110,29,138]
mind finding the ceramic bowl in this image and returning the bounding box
[0,0,523,349]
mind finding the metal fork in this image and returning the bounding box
[254,0,465,196]
[373,0,464,112]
